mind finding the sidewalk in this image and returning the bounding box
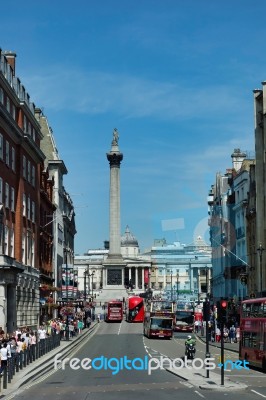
[1,322,98,399]
[164,332,246,391]
[166,365,248,391]
[195,332,240,353]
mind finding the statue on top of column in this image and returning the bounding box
[112,128,119,146]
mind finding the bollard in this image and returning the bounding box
[3,367,7,389]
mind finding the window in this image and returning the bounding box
[31,165,35,187]
[23,116,27,133]
[0,178,2,203]
[27,160,31,182]
[5,141,9,166]
[22,233,26,264]
[27,196,31,219]
[58,223,63,244]
[10,187,15,212]
[32,128,36,141]
[23,193,26,217]
[6,97,10,113]
[5,182,9,208]
[10,227,14,258]
[12,104,16,120]
[27,122,31,136]
[31,237,35,267]
[27,231,32,265]
[0,134,3,160]
[0,88,3,104]
[11,147,15,171]
[22,155,26,178]
[31,201,35,223]
[4,226,8,255]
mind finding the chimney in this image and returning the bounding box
[3,51,17,76]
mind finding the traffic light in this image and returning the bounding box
[216,299,227,323]
[203,300,210,321]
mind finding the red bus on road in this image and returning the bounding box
[239,298,266,371]
[174,301,195,332]
[126,296,144,322]
[143,301,174,339]
[105,300,123,322]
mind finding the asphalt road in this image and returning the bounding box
[4,322,266,400]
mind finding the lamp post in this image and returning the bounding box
[170,271,173,301]
[84,270,88,302]
[205,266,211,378]
[64,248,69,341]
[257,243,264,297]
[89,272,95,299]
[176,273,179,301]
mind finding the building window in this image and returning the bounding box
[0,178,2,203]
[23,193,26,217]
[6,97,10,113]
[11,187,15,212]
[31,201,35,223]
[58,223,63,245]
[27,160,31,182]
[12,104,16,120]
[5,141,9,166]
[10,227,14,258]
[0,88,3,104]
[0,134,3,160]
[27,196,31,219]
[4,226,9,255]
[11,147,15,171]
[27,122,31,136]
[31,237,35,267]
[23,116,27,133]
[31,165,35,187]
[22,155,26,178]
[32,127,36,141]
[5,182,9,208]
[22,233,26,264]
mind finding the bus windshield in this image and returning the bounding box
[150,318,172,330]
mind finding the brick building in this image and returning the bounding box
[0,50,56,331]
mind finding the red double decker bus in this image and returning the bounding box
[104,300,123,322]
[126,296,144,322]
[239,298,266,371]
[143,300,174,339]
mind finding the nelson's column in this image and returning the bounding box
[102,129,127,295]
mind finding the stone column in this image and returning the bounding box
[135,268,138,289]
[0,284,6,330]
[141,268,144,290]
[106,130,123,260]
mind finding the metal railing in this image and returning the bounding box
[0,333,61,391]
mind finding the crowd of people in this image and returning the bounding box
[194,320,240,343]
[0,315,95,376]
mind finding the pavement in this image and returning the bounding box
[0,322,99,399]
[165,333,247,391]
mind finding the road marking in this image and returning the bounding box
[194,390,205,398]
[251,389,266,398]
[117,322,122,335]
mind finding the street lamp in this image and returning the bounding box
[257,243,264,297]
[84,270,88,302]
[170,271,173,301]
[89,271,95,299]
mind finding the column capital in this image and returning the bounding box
[106,152,123,167]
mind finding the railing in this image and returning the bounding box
[0,333,61,392]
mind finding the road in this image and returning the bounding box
[5,321,266,400]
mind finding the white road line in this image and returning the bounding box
[117,322,122,335]
[194,390,205,398]
[251,389,266,398]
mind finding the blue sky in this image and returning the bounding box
[1,0,263,254]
